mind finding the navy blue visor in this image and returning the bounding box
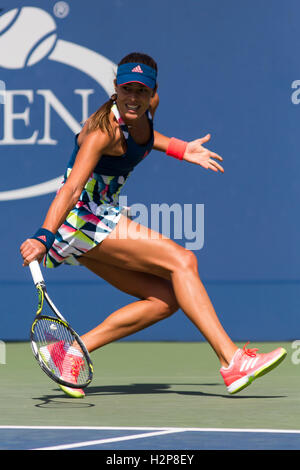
[116,63,157,90]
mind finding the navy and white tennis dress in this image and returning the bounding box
[44,102,154,268]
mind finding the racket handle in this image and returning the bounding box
[29,260,45,285]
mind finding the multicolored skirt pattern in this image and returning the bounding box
[44,169,129,268]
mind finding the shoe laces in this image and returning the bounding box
[62,355,84,381]
[242,341,259,357]
[70,356,85,379]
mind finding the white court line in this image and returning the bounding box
[0,426,179,431]
[2,426,300,451]
[1,425,300,434]
[32,429,186,451]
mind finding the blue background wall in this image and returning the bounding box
[0,0,299,341]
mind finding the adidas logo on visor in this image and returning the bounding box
[131,65,143,73]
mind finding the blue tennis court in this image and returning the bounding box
[1,426,300,450]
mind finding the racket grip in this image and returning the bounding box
[29,260,45,285]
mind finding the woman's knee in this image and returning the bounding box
[148,297,179,320]
[173,247,198,274]
[146,283,179,319]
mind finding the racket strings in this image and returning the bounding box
[32,317,90,386]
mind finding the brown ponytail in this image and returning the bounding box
[86,94,116,137]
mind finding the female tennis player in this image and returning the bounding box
[20,52,286,398]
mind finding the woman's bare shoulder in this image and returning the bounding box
[77,112,121,152]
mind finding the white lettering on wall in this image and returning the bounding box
[0,88,94,145]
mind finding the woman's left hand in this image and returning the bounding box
[183,134,224,173]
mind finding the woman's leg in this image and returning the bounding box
[79,257,179,352]
[81,216,237,367]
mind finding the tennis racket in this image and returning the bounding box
[29,260,93,389]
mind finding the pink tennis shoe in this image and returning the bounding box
[40,341,85,398]
[220,342,287,394]
[40,340,66,375]
[58,353,85,398]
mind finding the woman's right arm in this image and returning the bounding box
[20,130,111,266]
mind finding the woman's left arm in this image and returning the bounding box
[153,131,224,173]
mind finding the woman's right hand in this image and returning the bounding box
[20,239,46,267]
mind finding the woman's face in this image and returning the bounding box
[115,82,154,123]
